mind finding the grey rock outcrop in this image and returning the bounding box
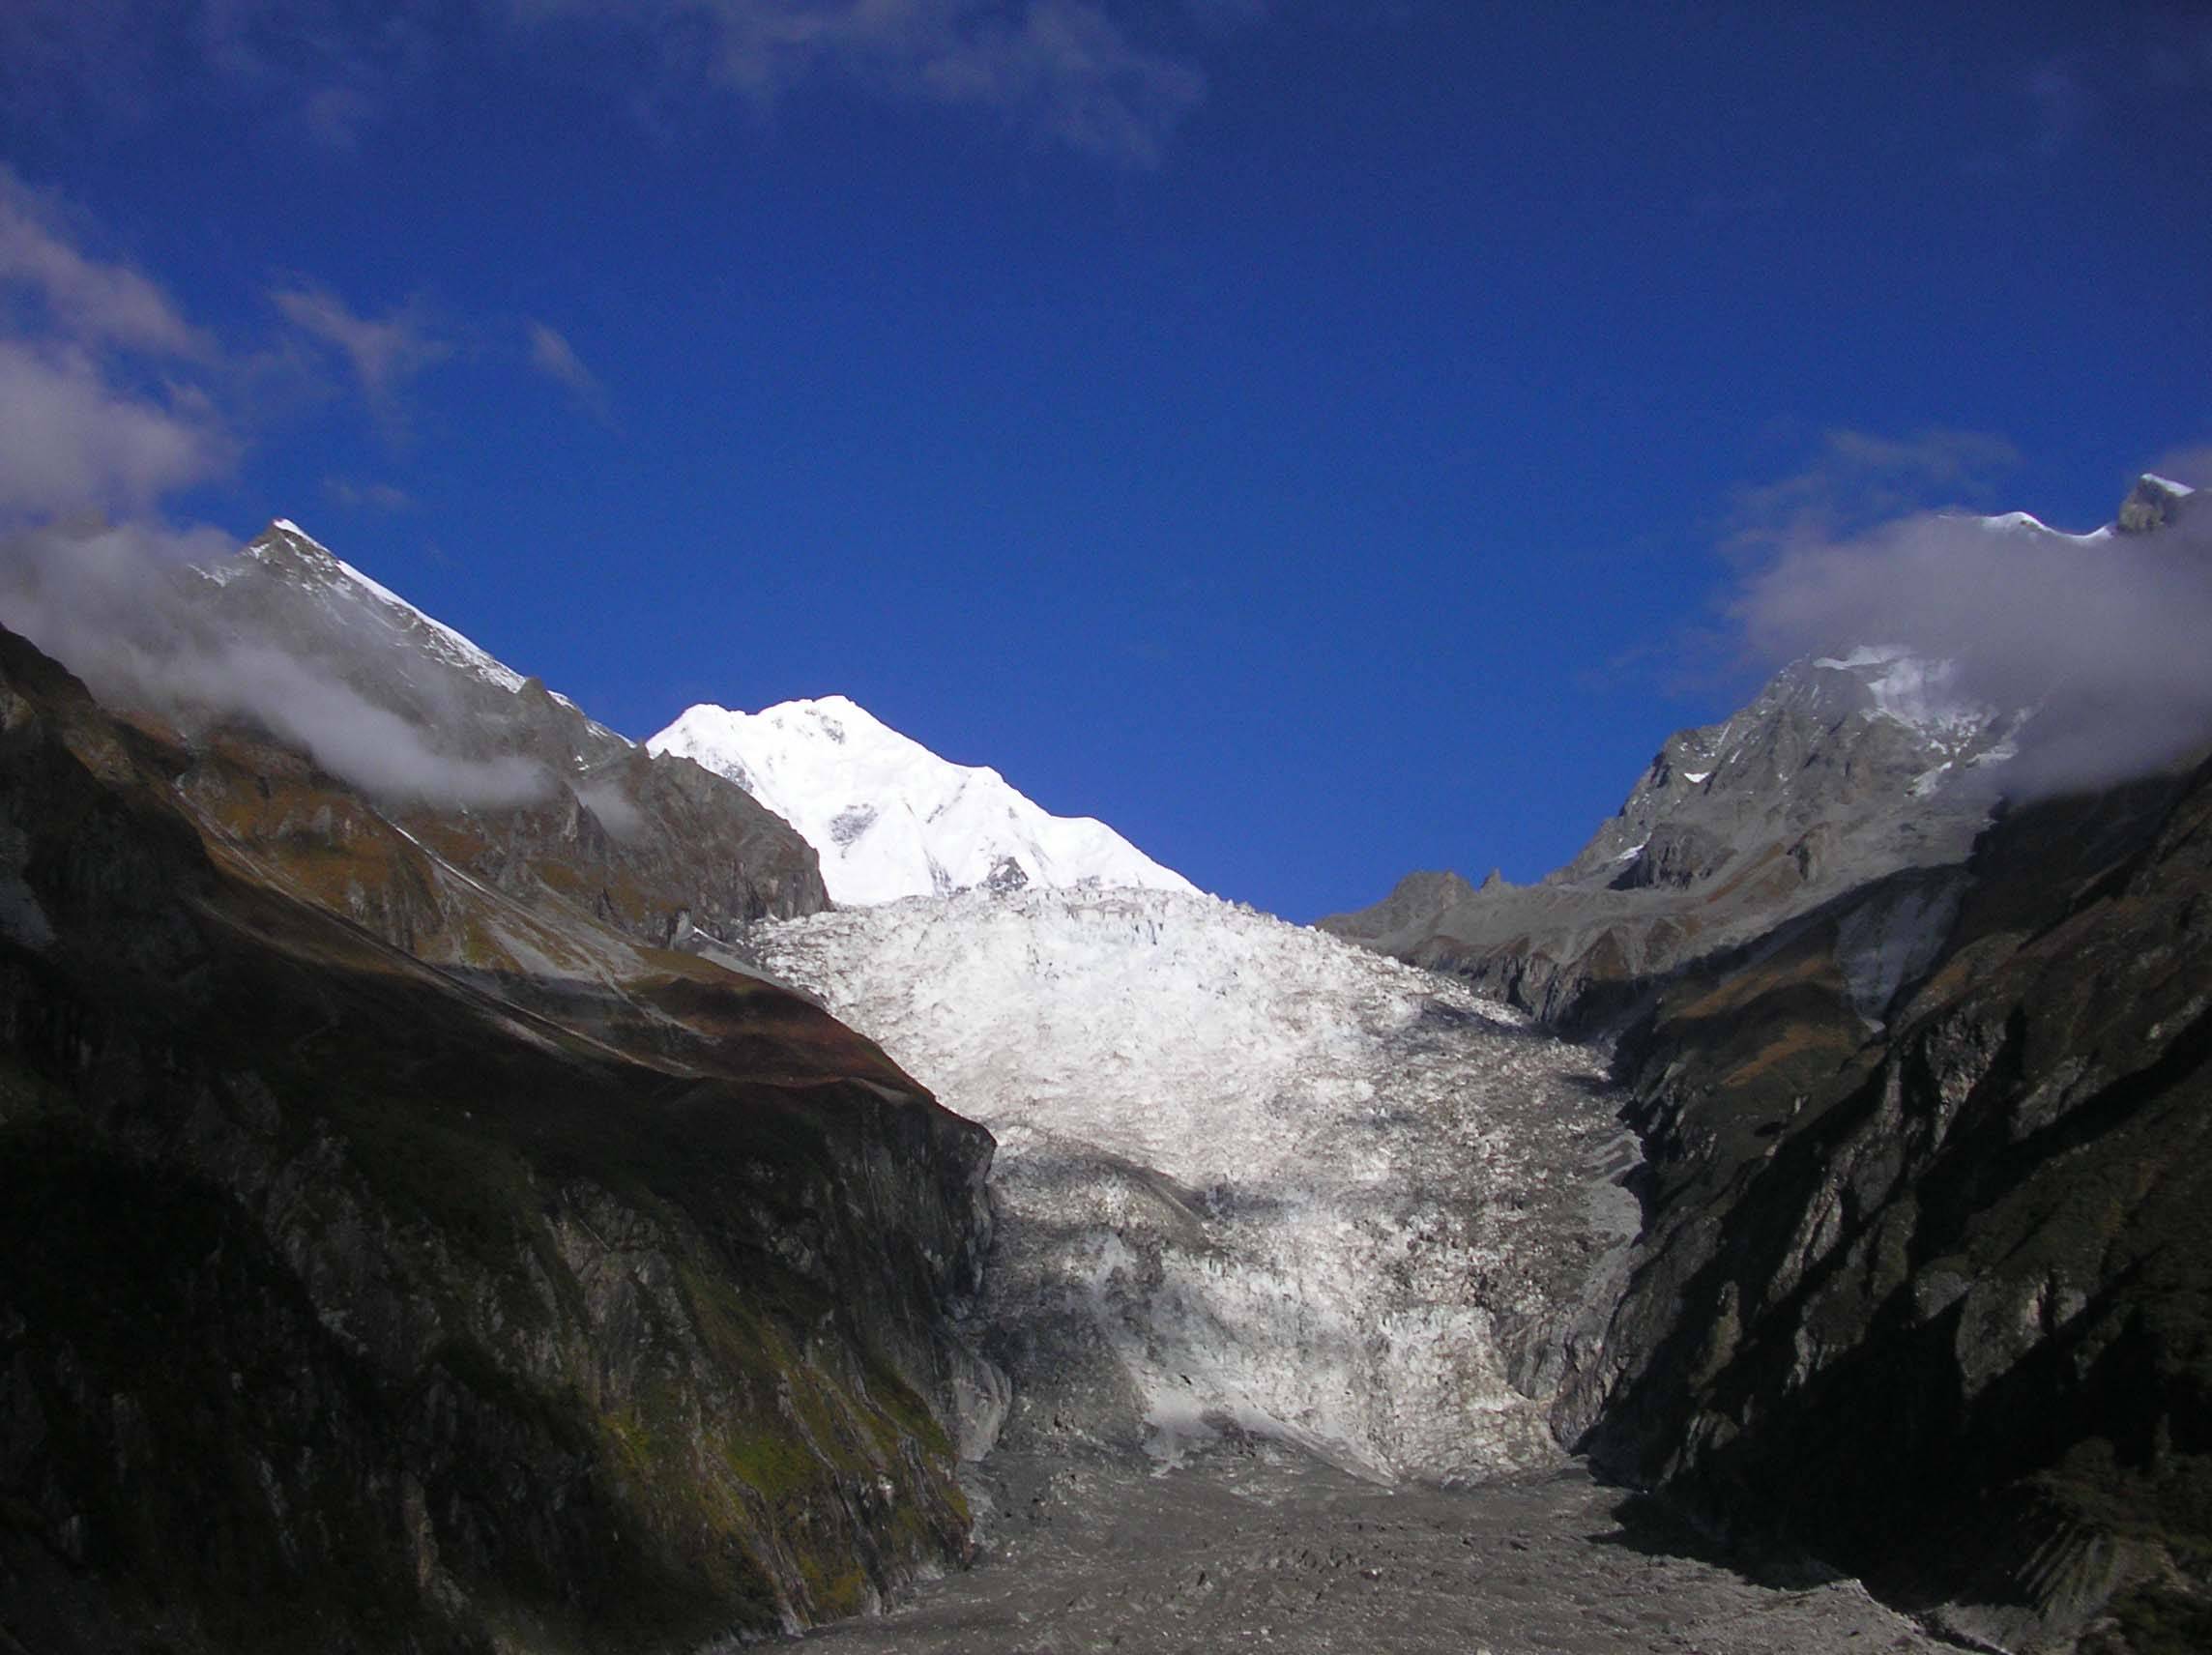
[1314,867,1476,944]
[2115,473,2197,536]
[1320,648,2014,1033]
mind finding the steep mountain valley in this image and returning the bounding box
[4,490,2209,1654]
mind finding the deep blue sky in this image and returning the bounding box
[4,1,2207,917]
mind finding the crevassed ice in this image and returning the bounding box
[751,886,1636,1482]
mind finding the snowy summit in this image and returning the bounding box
[648,695,1196,906]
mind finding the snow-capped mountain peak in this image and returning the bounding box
[649,696,1196,906]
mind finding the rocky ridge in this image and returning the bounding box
[1328,479,2212,1649]
[1321,642,2017,1032]
[186,522,831,946]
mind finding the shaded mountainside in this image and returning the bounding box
[0,624,999,1653]
[1577,752,2212,1650]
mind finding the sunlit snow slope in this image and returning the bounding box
[650,696,1195,906]
[752,887,1639,1483]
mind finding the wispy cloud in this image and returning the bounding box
[2150,443,2212,490]
[272,283,450,425]
[514,0,1210,163]
[2023,62,2088,157]
[1,518,554,808]
[301,81,380,151]
[1725,427,2021,555]
[0,165,233,520]
[9,0,1239,165]
[0,169,210,358]
[323,476,414,511]
[1731,494,2212,798]
[525,319,609,418]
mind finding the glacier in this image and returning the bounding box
[750,886,1641,1484]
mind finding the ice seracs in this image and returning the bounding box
[750,886,1639,1482]
[650,695,1197,906]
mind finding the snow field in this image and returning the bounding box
[651,696,1197,905]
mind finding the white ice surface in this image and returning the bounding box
[651,696,1196,906]
[752,887,1636,1483]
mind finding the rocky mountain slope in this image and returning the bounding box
[185,522,831,944]
[1320,641,2019,1033]
[651,695,1196,905]
[0,588,996,1648]
[1583,748,2212,1653]
[1329,475,2212,1649]
[1321,479,2197,1040]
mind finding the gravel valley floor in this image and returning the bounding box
[806,1445,1949,1655]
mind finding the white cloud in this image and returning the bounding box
[525,318,609,416]
[0,168,209,357]
[0,166,232,522]
[1732,504,2212,798]
[0,342,232,518]
[273,283,450,409]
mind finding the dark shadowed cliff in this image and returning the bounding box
[0,622,1000,1653]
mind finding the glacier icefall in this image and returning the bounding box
[751,887,1640,1484]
